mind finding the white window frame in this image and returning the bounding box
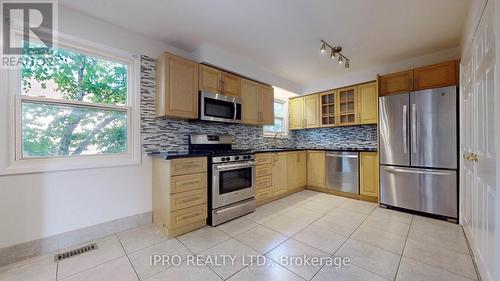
[263,97,289,137]
[0,32,141,175]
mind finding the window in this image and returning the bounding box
[19,45,130,158]
[5,38,140,174]
[263,99,288,136]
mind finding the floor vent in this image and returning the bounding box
[54,243,98,262]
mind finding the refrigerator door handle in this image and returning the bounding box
[387,167,452,176]
[402,105,408,154]
[411,103,417,154]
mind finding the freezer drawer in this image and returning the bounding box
[380,166,457,218]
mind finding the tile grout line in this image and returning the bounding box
[461,226,482,281]
[115,233,142,280]
[308,204,378,281]
[393,214,414,281]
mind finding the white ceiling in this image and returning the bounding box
[60,0,470,91]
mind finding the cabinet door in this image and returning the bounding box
[156,53,199,118]
[271,153,288,195]
[379,70,413,96]
[222,72,241,97]
[199,64,221,93]
[286,152,298,191]
[307,151,325,188]
[337,87,357,126]
[289,98,304,130]
[360,152,379,198]
[358,82,378,124]
[304,94,319,128]
[258,85,274,125]
[240,79,259,124]
[297,151,307,187]
[320,91,336,126]
[413,60,457,90]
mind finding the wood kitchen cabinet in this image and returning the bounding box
[152,157,208,238]
[199,64,241,97]
[337,86,358,126]
[156,52,199,119]
[320,90,336,127]
[289,97,304,130]
[255,153,273,204]
[286,152,298,191]
[413,60,457,90]
[271,152,288,196]
[357,82,378,124]
[379,60,458,96]
[297,151,307,187]
[304,94,320,128]
[307,150,325,188]
[240,78,274,125]
[360,152,379,200]
[378,70,413,96]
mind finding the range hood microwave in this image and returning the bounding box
[199,91,242,124]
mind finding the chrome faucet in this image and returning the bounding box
[273,132,284,148]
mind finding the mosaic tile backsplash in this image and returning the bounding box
[140,56,377,152]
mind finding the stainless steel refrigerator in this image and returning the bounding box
[379,86,458,219]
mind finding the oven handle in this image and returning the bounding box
[214,161,256,171]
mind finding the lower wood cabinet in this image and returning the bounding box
[360,152,379,200]
[306,150,325,188]
[152,157,208,238]
[271,153,288,196]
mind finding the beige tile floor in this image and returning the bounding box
[0,190,479,281]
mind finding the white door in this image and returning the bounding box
[460,3,496,281]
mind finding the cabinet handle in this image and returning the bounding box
[180,180,200,186]
[181,196,201,203]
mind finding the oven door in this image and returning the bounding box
[212,161,256,208]
[200,92,242,123]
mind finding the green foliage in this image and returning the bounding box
[21,46,128,157]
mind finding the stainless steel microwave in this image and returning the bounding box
[199,91,242,123]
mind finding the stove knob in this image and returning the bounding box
[221,157,227,161]
[234,156,240,160]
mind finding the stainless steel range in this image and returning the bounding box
[189,134,256,226]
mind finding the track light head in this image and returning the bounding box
[338,56,343,64]
[320,43,326,53]
[345,61,350,69]
[330,50,335,59]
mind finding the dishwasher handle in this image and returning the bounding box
[326,153,359,158]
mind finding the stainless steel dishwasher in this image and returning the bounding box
[326,151,359,194]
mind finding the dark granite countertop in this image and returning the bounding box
[254,147,378,153]
[148,151,211,160]
[149,147,377,160]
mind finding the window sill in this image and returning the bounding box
[0,153,141,176]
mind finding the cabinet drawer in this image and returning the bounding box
[170,189,207,211]
[256,164,272,177]
[256,175,272,189]
[255,154,272,165]
[256,186,272,201]
[170,204,207,229]
[170,157,207,176]
[170,173,207,194]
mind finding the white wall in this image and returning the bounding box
[0,6,166,249]
[302,47,461,94]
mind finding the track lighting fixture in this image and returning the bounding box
[320,43,326,53]
[319,40,350,69]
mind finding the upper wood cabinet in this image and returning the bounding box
[304,94,320,128]
[307,150,325,188]
[199,64,241,97]
[240,78,274,125]
[289,97,304,130]
[413,60,457,90]
[379,60,458,96]
[156,52,199,119]
[258,85,274,125]
[337,86,357,126]
[357,82,378,124]
[320,91,336,127]
[379,70,413,96]
[360,152,379,199]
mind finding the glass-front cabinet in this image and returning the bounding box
[337,86,357,126]
[320,90,336,126]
